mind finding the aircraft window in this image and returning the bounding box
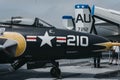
[36,18,55,28]
[0,17,55,28]
[12,18,34,25]
[0,17,34,27]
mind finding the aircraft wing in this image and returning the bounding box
[93,6,120,26]
[92,6,120,41]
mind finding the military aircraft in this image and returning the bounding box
[0,17,119,78]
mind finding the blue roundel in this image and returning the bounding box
[75,4,89,9]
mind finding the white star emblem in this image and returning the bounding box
[82,6,84,8]
[77,5,80,8]
[38,31,55,47]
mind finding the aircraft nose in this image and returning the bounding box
[93,42,120,52]
[88,34,120,52]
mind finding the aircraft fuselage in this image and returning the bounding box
[0,26,108,63]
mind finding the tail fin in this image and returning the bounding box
[62,16,75,30]
[75,4,93,33]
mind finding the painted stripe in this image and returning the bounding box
[57,38,66,40]
[26,36,37,42]
[27,38,36,39]
[57,40,66,43]
[75,4,89,9]
[56,37,66,39]
[27,39,36,42]
[56,37,66,43]
[27,36,37,38]
[62,16,73,19]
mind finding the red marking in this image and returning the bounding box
[27,36,37,41]
[56,38,66,40]
[27,38,36,39]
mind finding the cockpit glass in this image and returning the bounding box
[0,17,55,28]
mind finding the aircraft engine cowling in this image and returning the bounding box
[0,32,26,57]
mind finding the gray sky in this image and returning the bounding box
[0,0,120,28]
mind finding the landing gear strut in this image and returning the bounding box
[50,61,61,78]
[9,59,26,71]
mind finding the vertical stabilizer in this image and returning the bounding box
[62,16,75,30]
[75,4,93,33]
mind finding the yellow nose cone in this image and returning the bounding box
[94,42,120,51]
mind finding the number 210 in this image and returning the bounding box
[67,35,88,47]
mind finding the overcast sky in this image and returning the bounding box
[0,0,120,28]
